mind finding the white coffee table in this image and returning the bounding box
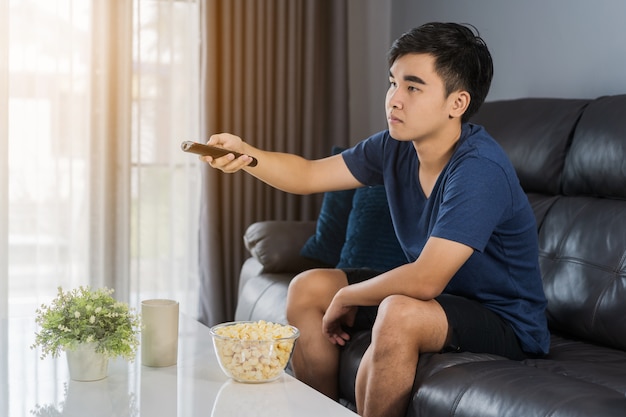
[0,314,358,416]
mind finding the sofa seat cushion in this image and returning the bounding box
[408,359,626,417]
[338,331,626,416]
[526,334,626,395]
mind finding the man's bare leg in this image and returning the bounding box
[355,295,449,417]
[286,268,349,400]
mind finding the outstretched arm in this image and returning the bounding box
[201,133,362,195]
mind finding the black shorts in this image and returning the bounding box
[343,268,528,361]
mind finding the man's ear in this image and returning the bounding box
[449,91,470,119]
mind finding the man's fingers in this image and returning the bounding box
[324,328,350,346]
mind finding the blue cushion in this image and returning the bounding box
[300,147,355,266]
[336,186,407,271]
[299,187,355,266]
[300,147,406,271]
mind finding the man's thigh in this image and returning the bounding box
[342,268,527,360]
[436,293,527,360]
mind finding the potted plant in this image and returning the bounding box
[31,286,141,381]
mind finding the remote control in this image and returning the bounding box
[181,141,258,167]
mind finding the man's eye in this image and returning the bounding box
[408,86,419,92]
[389,80,397,87]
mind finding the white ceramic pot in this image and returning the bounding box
[66,342,109,381]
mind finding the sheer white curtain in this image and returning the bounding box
[1,0,200,320]
[129,0,201,313]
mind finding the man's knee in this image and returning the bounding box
[287,268,338,301]
[286,269,347,318]
[375,295,419,331]
[372,295,448,351]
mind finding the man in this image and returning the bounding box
[203,22,550,417]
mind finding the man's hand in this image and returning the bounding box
[322,292,357,346]
[202,133,255,172]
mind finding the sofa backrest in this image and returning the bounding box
[562,95,626,200]
[472,95,626,352]
[472,98,589,196]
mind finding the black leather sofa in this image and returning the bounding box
[233,95,626,416]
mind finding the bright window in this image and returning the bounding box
[2,0,200,319]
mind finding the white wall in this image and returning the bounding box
[391,0,626,101]
[348,0,626,142]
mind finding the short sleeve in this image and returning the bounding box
[431,157,512,252]
[341,131,388,186]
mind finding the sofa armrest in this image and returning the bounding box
[243,220,328,273]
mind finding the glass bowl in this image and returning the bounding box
[209,320,299,383]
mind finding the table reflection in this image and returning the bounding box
[211,378,292,417]
[30,379,138,417]
[1,315,219,417]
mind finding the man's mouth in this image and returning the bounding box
[388,114,402,124]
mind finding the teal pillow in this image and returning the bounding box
[299,187,355,266]
[336,186,407,271]
[300,147,355,266]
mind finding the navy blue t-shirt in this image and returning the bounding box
[341,124,550,355]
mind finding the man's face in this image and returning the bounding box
[386,53,458,142]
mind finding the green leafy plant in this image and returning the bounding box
[31,286,141,361]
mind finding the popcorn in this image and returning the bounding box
[211,320,299,383]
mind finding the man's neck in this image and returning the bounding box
[412,124,463,175]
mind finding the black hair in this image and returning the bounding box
[388,22,493,122]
